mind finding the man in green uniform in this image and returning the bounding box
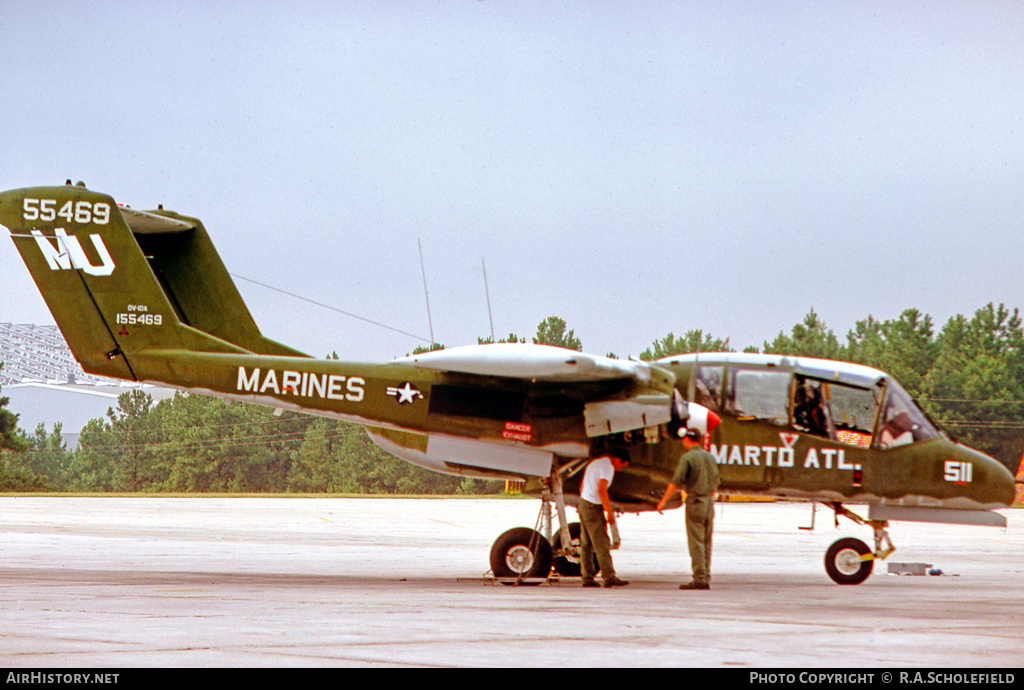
[656,429,720,590]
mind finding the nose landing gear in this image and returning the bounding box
[823,503,895,585]
[824,537,874,585]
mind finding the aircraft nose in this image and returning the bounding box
[966,446,1017,508]
[994,460,1017,507]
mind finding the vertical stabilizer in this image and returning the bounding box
[0,183,258,381]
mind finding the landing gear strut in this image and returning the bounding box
[488,460,593,584]
[823,503,895,585]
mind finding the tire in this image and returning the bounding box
[489,527,553,584]
[825,537,874,585]
[551,522,600,578]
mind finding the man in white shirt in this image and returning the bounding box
[578,447,630,588]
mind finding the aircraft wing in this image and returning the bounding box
[396,343,655,382]
[397,343,679,437]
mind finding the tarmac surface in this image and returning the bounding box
[0,496,1020,668]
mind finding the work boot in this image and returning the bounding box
[581,579,600,588]
[679,581,710,590]
[603,577,629,588]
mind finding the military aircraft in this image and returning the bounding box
[1,182,1016,585]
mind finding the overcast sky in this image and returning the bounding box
[2,1,1022,362]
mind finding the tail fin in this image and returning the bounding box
[0,182,304,382]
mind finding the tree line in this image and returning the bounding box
[1,305,1022,492]
[4,389,494,495]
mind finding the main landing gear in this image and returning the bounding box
[488,462,597,585]
[489,526,553,582]
[820,503,895,585]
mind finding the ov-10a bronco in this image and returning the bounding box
[2,182,1015,584]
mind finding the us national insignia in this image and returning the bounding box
[387,382,424,405]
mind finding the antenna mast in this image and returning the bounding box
[418,238,435,345]
[482,257,495,343]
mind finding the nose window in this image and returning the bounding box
[878,382,940,448]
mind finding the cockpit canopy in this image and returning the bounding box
[675,354,941,449]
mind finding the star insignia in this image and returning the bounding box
[386,382,423,405]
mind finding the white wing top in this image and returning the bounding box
[395,343,654,382]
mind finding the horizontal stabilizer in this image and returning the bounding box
[119,207,194,234]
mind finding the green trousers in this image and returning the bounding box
[578,500,616,581]
[685,496,715,584]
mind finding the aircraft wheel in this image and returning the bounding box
[551,522,599,578]
[825,537,874,585]
[489,527,552,585]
